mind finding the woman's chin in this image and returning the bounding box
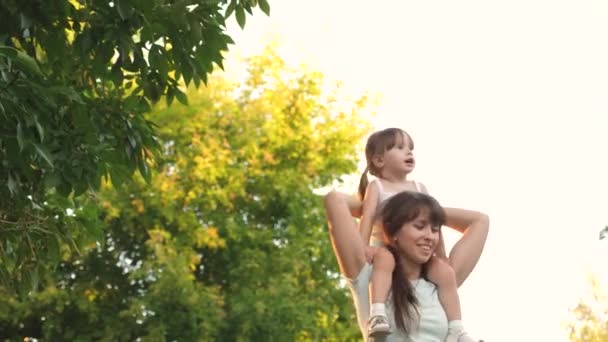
[417,252,434,264]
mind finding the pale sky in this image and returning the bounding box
[224,1,608,341]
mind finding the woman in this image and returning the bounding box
[324,190,489,341]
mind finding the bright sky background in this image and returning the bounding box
[224,1,608,341]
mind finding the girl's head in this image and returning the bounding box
[358,128,415,199]
[379,191,446,333]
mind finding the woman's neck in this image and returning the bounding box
[398,255,423,280]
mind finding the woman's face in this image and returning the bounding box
[392,208,440,265]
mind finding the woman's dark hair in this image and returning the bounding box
[358,128,413,200]
[379,191,446,334]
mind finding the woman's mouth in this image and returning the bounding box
[417,243,433,253]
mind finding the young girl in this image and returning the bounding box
[358,128,477,342]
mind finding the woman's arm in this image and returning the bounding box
[332,192,363,218]
[324,191,367,279]
[443,208,490,287]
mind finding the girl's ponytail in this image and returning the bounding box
[358,166,369,200]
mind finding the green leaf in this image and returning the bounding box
[600,226,608,240]
[111,63,124,87]
[57,182,72,197]
[47,235,61,263]
[34,116,44,142]
[166,87,175,106]
[14,50,43,76]
[7,172,18,195]
[73,180,88,196]
[16,122,25,151]
[0,46,18,58]
[225,0,237,18]
[190,18,203,42]
[175,90,188,106]
[33,144,54,168]
[137,156,151,182]
[44,171,62,189]
[115,0,133,20]
[258,0,270,15]
[29,268,39,291]
[235,6,246,29]
[243,3,253,15]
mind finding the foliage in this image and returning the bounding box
[0,0,268,294]
[566,274,608,342]
[0,48,370,340]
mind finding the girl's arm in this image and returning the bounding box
[359,181,380,245]
[443,207,490,287]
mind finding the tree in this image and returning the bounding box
[566,275,608,342]
[0,48,370,341]
[0,0,269,294]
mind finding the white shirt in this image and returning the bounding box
[346,263,448,342]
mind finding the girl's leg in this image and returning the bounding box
[323,191,367,279]
[370,248,395,305]
[368,248,395,336]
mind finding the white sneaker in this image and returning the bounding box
[367,315,391,338]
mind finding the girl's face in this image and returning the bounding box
[379,133,415,176]
[391,208,440,265]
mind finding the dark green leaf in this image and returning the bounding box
[44,171,62,189]
[7,172,18,195]
[0,46,18,58]
[235,6,246,29]
[115,0,133,20]
[29,268,39,291]
[225,0,237,18]
[243,3,253,15]
[258,0,270,15]
[33,144,54,168]
[16,122,25,151]
[137,156,151,182]
[166,87,175,106]
[34,116,44,142]
[111,63,124,87]
[13,50,43,76]
[175,90,188,106]
[47,235,61,263]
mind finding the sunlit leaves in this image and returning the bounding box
[0,0,269,294]
[0,47,367,340]
[567,274,608,342]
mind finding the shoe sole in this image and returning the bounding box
[368,328,391,338]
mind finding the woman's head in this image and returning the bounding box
[358,128,415,199]
[379,191,446,333]
[381,191,445,264]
